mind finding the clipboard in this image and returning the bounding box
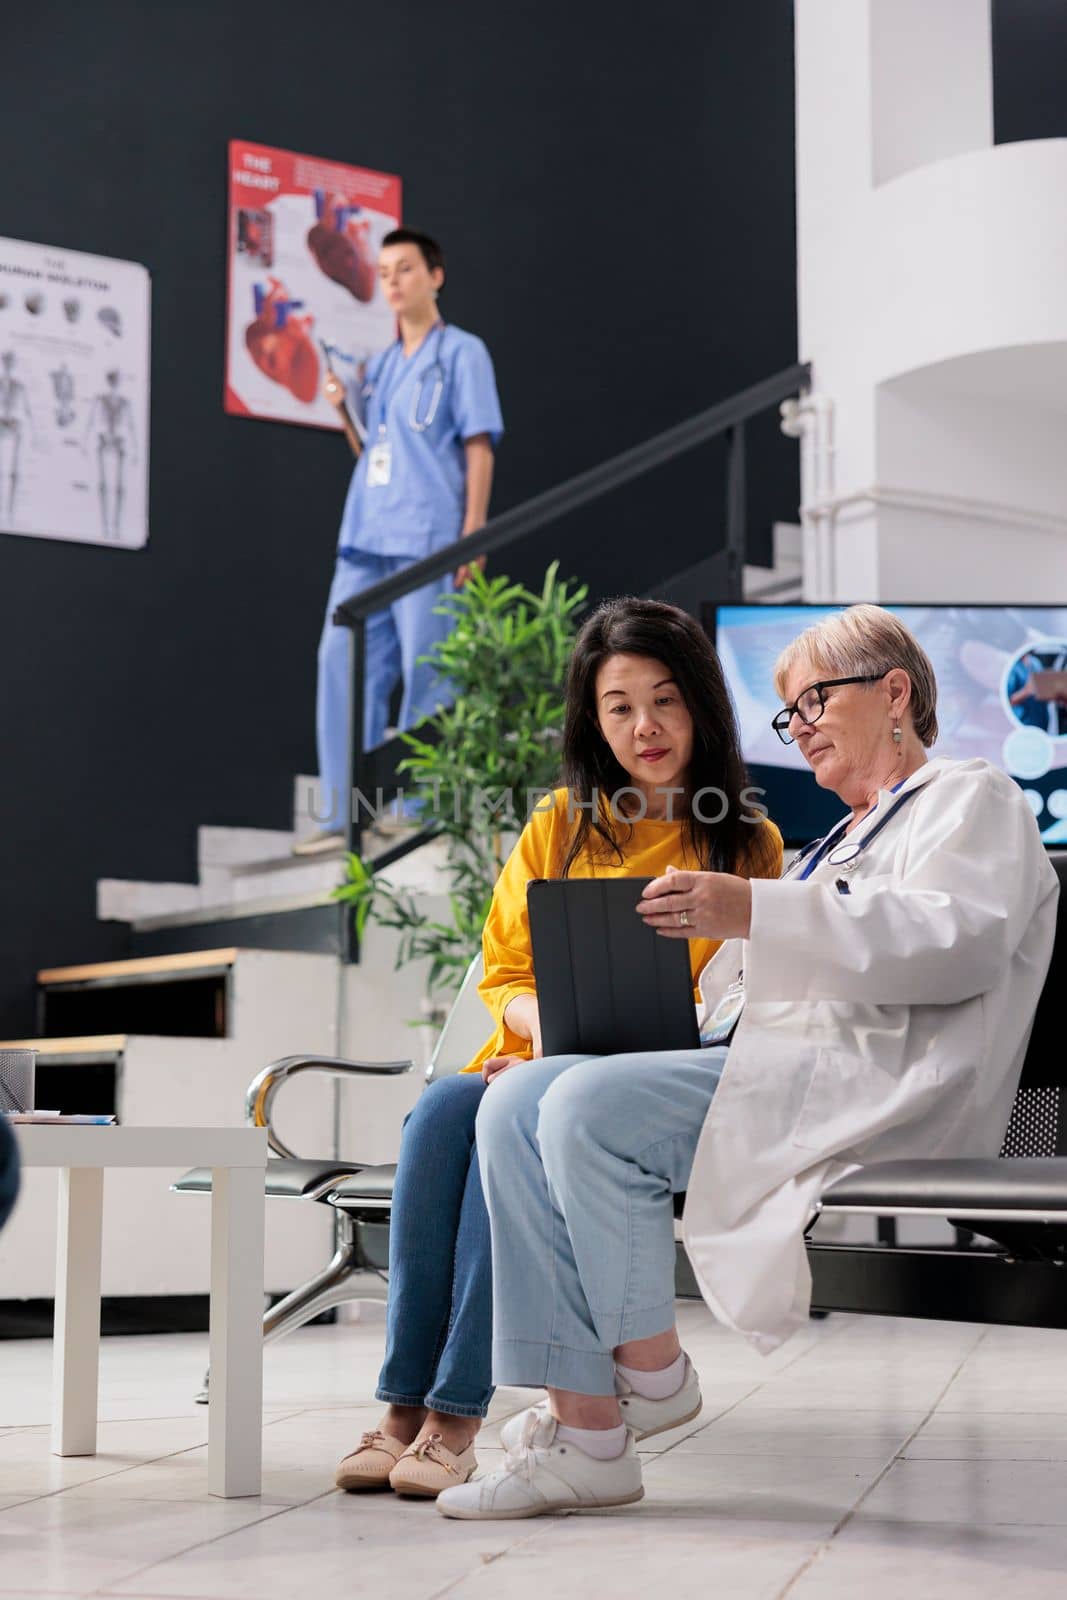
[526,878,701,1058]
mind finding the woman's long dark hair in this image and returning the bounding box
[558,597,752,878]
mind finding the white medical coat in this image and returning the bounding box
[682,756,1059,1353]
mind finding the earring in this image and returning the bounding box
[892,725,902,744]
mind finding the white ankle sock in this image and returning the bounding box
[554,1422,629,1460]
[615,1350,687,1400]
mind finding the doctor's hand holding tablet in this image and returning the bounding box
[638,863,753,941]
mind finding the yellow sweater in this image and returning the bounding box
[461,789,783,1074]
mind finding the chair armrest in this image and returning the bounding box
[245,1054,413,1159]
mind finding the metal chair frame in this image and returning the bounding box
[176,957,486,1395]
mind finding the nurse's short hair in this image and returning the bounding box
[381,228,445,276]
[773,603,939,747]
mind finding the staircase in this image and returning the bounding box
[96,774,450,958]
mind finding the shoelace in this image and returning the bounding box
[352,1430,390,1456]
[409,1432,460,1474]
[501,1408,550,1484]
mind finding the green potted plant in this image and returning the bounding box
[332,561,587,1007]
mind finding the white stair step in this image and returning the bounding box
[293,775,324,841]
[197,825,295,870]
[227,855,347,904]
[107,832,454,934]
[96,775,451,932]
[97,878,203,923]
[201,835,450,916]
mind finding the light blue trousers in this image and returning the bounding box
[475,1047,727,1396]
[315,550,455,831]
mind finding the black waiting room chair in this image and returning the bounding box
[805,850,1067,1328]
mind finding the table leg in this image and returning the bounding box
[208,1165,264,1497]
[51,1167,104,1457]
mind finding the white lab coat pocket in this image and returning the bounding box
[790,1045,947,1156]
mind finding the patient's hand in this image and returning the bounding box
[637,867,753,941]
[503,992,543,1057]
[482,1053,525,1086]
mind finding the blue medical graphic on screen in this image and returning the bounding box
[714,605,1067,846]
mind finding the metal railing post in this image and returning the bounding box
[724,422,747,603]
[341,616,366,964]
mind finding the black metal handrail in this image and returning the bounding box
[334,362,809,623]
[330,359,810,954]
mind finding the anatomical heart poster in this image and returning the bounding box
[0,235,150,549]
[225,140,402,428]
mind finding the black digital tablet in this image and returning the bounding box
[526,878,701,1058]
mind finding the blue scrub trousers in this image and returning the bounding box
[315,550,455,832]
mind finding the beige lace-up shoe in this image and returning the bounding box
[335,1430,409,1491]
[388,1432,478,1498]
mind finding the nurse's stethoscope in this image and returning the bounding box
[369,320,448,433]
[786,780,921,885]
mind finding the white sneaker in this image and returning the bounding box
[498,1353,702,1453]
[436,1410,643,1520]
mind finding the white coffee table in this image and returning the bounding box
[14,1124,267,1497]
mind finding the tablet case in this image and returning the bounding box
[527,878,701,1057]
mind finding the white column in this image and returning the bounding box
[792,0,1052,602]
[51,1167,103,1456]
[207,1164,265,1498]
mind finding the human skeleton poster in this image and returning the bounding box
[0,236,149,549]
[225,140,402,429]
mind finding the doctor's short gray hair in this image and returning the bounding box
[773,604,939,747]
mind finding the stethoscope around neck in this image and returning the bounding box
[373,320,447,433]
[787,781,921,881]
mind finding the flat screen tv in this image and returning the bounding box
[713,604,1067,847]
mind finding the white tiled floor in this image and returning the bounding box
[2,1302,1066,1598]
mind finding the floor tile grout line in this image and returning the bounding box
[772,1322,991,1600]
[651,1311,860,1461]
[97,1486,338,1595]
[0,1409,301,1431]
[423,1315,873,1589]
[0,1490,52,1516]
[0,1408,312,1509]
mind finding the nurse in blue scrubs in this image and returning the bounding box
[297,228,504,854]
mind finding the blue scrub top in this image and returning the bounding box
[338,322,504,560]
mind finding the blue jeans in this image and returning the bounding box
[376,1074,493,1419]
[0,1112,19,1233]
[475,1048,727,1396]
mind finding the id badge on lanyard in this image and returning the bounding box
[367,430,392,488]
[366,340,403,488]
[701,971,745,1047]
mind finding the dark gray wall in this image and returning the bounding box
[0,0,1058,1031]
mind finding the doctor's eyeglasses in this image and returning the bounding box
[771,674,888,744]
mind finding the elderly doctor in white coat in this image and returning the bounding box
[437,604,1058,1523]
